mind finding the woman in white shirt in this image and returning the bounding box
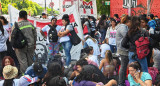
[105,19,117,53]
[58,14,73,67]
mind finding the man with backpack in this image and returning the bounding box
[40,17,61,63]
[11,11,37,73]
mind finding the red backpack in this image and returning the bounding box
[135,34,150,59]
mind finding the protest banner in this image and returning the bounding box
[8,5,83,64]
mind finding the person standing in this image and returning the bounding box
[105,19,117,53]
[148,14,156,30]
[97,15,108,43]
[116,15,129,86]
[0,21,9,74]
[11,11,37,73]
[40,18,61,62]
[58,14,73,67]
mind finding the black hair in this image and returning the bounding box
[84,18,92,28]
[114,14,119,19]
[84,46,93,55]
[140,17,149,23]
[3,79,14,86]
[0,21,4,35]
[149,14,154,19]
[75,65,106,84]
[129,61,142,72]
[128,16,140,36]
[0,16,8,24]
[111,19,117,26]
[51,17,57,22]
[47,76,66,86]
[97,15,106,28]
[62,14,70,26]
[43,62,63,85]
[19,11,27,20]
[76,58,88,67]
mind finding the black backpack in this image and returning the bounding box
[11,22,28,49]
[48,25,58,42]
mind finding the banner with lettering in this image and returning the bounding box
[79,0,97,18]
[8,5,83,64]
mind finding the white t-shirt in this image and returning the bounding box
[85,38,100,56]
[106,27,117,45]
[88,55,99,66]
[0,79,19,86]
[59,25,73,43]
[100,44,111,58]
[41,25,61,44]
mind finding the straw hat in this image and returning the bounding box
[3,65,18,79]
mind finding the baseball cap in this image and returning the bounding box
[19,75,38,86]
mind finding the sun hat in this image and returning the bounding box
[18,75,38,86]
[3,65,18,79]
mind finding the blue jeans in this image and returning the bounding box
[109,45,117,53]
[61,41,72,66]
[99,29,106,43]
[128,52,148,72]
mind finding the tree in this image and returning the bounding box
[96,0,110,16]
[1,0,59,16]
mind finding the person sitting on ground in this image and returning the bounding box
[18,75,39,86]
[25,62,47,86]
[46,75,67,86]
[0,65,19,86]
[69,58,88,86]
[99,50,116,76]
[128,61,152,86]
[101,39,111,59]
[42,60,68,86]
[0,56,16,79]
[85,46,99,67]
[74,65,117,86]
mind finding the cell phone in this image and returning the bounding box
[136,70,140,73]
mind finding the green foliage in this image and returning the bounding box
[1,0,59,16]
[96,0,110,16]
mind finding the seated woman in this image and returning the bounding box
[0,56,15,79]
[128,61,152,86]
[99,50,116,76]
[0,65,19,86]
[74,65,117,86]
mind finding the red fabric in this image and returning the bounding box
[83,25,89,34]
[148,67,159,84]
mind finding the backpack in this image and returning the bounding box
[148,67,159,84]
[11,22,28,49]
[155,19,160,31]
[135,32,150,59]
[48,25,58,42]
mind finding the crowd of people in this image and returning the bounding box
[0,10,160,86]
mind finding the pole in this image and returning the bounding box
[51,0,53,16]
[147,0,151,16]
[128,0,131,16]
[45,0,46,12]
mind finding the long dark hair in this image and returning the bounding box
[47,76,66,86]
[105,50,113,64]
[0,21,4,35]
[43,61,63,84]
[85,18,92,28]
[0,16,8,24]
[98,15,106,27]
[128,16,140,36]
[75,65,106,84]
[3,79,14,86]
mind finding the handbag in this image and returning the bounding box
[66,25,81,46]
[121,33,129,49]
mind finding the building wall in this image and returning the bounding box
[110,0,160,18]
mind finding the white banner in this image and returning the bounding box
[79,0,97,18]
[59,0,97,18]
[8,5,83,63]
